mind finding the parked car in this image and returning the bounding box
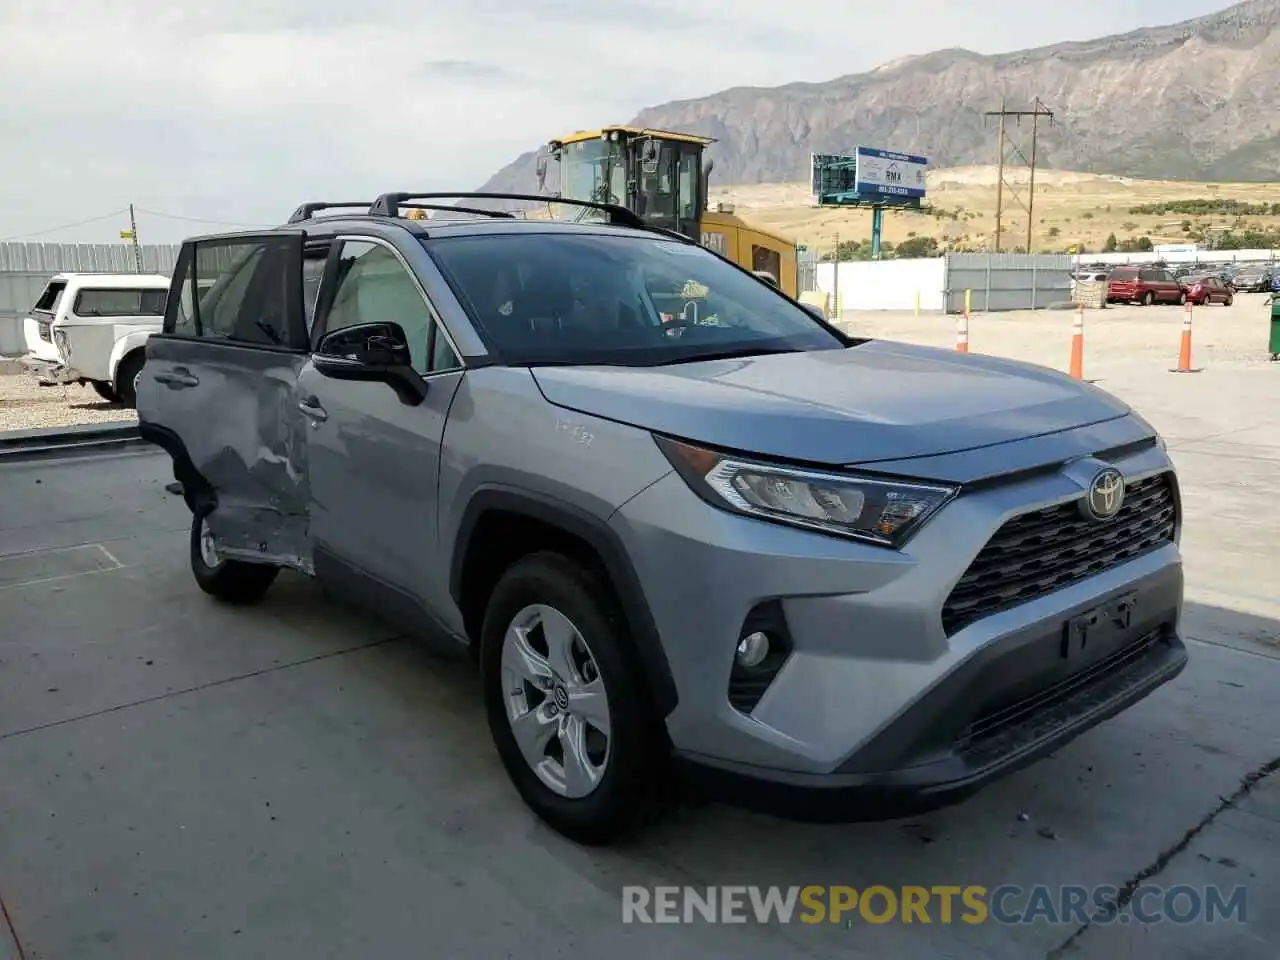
[1181,274,1235,306]
[138,193,1187,845]
[20,273,172,405]
[1229,267,1273,293]
[1106,266,1185,305]
[1073,271,1110,283]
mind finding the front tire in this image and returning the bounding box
[190,513,279,604]
[1142,291,1155,306]
[1224,295,1233,306]
[480,552,669,845]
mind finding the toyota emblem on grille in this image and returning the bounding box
[1081,467,1125,521]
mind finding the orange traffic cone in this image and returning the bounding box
[1069,304,1084,379]
[956,309,969,353]
[1170,300,1202,373]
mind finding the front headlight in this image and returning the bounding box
[655,436,957,548]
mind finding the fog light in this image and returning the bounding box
[736,631,771,669]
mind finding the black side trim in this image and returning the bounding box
[313,545,468,656]
[450,487,677,716]
[136,422,216,517]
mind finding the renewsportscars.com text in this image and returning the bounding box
[622,884,1248,926]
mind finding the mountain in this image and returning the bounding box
[480,0,1280,194]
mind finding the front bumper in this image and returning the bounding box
[677,602,1185,823]
[611,420,1184,819]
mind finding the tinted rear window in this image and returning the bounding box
[73,287,167,317]
[33,280,67,313]
[1111,268,1138,280]
[425,232,843,366]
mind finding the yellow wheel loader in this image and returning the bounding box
[539,126,799,297]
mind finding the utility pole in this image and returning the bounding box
[127,204,142,273]
[993,96,1006,254]
[984,97,1055,253]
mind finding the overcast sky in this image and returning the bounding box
[0,0,1235,244]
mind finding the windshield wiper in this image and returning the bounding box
[648,345,803,366]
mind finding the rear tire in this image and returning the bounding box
[1142,291,1155,306]
[114,351,145,408]
[91,381,120,403]
[1224,295,1233,306]
[480,551,670,845]
[1178,292,1187,305]
[190,513,279,605]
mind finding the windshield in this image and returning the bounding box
[424,233,846,366]
[558,139,625,207]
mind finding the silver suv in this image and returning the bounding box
[138,193,1187,845]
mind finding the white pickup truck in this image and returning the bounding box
[20,272,171,407]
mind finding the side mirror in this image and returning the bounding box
[313,321,427,406]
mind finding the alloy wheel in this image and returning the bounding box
[198,518,220,568]
[500,603,611,798]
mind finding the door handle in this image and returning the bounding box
[154,369,199,388]
[298,397,328,422]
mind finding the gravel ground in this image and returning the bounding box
[0,372,136,432]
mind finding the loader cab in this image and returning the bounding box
[543,127,711,242]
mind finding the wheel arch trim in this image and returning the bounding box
[137,421,217,517]
[450,486,678,717]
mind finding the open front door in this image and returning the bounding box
[137,230,316,572]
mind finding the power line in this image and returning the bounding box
[0,209,129,243]
[0,206,273,244]
[133,207,271,227]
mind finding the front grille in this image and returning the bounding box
[942,472,1177,635]
[37,320,51,342]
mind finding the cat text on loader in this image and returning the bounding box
[538,126,799,297]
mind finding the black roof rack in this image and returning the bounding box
[399,202,515,220]
[368,192,647,229]
[287,202,374,224]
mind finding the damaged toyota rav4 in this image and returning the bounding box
[138,193,1187,845]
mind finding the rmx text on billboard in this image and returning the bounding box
[854,146,928,199]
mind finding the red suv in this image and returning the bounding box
[1106,266,1185,305]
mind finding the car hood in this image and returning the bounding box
[530,341,1132,467]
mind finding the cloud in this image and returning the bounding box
[0,0,1233,242]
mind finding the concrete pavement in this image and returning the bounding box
[0,314,1276,958]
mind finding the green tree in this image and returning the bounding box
[894,236,940,259]
[1103,233,1118,252]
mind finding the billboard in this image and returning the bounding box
[811,153,858,200]
[854,147,928,199]
[811,149,928,205]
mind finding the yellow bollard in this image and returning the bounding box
[964,288,972,317]
[914,289,921,316]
